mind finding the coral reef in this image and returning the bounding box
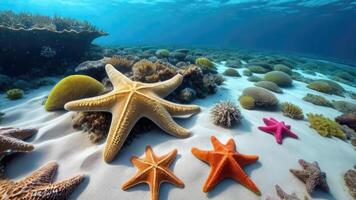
[331,100,356,113]
[240,87,279,109]
[195,57,216,72]
[280,102,304,119]
[223,68,240,77]
[178,88,196,103]
[239,95,256,110]
[274,64,292,75]
[307,113,345,139]
[106,56,134,73]
[254,81,283,93]
[5,88,24,100]
[258,118,298,144]
[302,93,332,107]
[290,159,329,194]
[210,101,241,128]
[263,71,292,87]
[45,75,104,111]
[344,169,356,199]
[192,136,261,195]
[335,112,356,131]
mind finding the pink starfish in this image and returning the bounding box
[258,118,298,144]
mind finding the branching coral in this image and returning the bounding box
[6,88,24,100]
[263,71,292,87]
[210,101,241,128]
[254,81,283,93]
[281,102,304,119]
[302,93,332,107]
[307,113,345,139]
[106,56,134,73]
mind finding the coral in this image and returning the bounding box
[274,64,292,75]
[239,95,255,110]
[106,56,134,73]
[331,100,356,113]
[258,118,298,144]
[223,68,240,77]
[192,136,261,195]
[247,75,262,82]
[335,112,356,131]
[254,81,283,93]
[281,102,304,119]
[344,169,356,199]
[202,73,219,94]
[131,59,177,83]
[170,51,186,61]
[241,87,279,109]
[6,88,24,100]
[290,159,329,194]
[340,125,356,145]
[65,65,200,162]
[274,184,302,200]
[247,65,269,74]
[195,57,216,72]
[155,49,170,58]
[225,59,242,68]
[178,88,196,103]
[122,146,184,200]
[210,101,241,128]
[333,71,353,81]
[45,75,104,111]
[307,113,345,139]
[263,71,292,87]
[243,69,253,77]
[307,80,345,96]
[302,93,332,107]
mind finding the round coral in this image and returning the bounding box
[254,81,283,93]
[195,57,216,71]
[45,75,104,111]
[263,71,292,87]
[239,95,255,110]
[242,87,279,108]
[155,49,170,58]
[210,101,241,128]
[274,64,292,75]
[6,88,24,100]
[307,81,333,94]
[281,102,304,119]
[223,68,240,77]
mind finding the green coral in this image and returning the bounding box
[223,68,240,77]
[247,75,262,82]
[247,65,269,74]
[307,113,345,139]
[239,95,255,110]
[240,87,278,109]
[281,102,304,119]
[6,88,24,100]
[307,80,345,96]
[155,49,170,58]
[274,64,292,75]
[254,81,283,93]
[195,57,216,72]
[302,93,332,107]
[263,71,292,87]
[242,69,252,77]
[45,75,104,111]
[331,100,356,113]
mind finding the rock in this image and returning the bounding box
[335,113,356,131]
[75,57,111,79]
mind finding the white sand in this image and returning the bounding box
[1,65,356,200]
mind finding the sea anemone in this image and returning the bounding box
[281,102,304,119]
[263,71,292,87]
[307,113,345,139]
[6,88,24,100]
[210,101,242,128]
[131,59,158,83]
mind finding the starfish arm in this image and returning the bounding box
[191,148,210,163]
[232,154,259,167]
[305,177,318,194]
[144,74,183,97]
[145,146,157,162]
[229,160,261,195]
[105,64,132,89]
[103,103,141,163]
[298,159,311,170]
[0,136,34,153]
[202,165,226,193]
[284,128,298,138]
[159,168,185,188]
[157,98,200,116]
[20,162,58,188]
[32,174,84,199]
[290,169,309,182]
[157,149,178,167]
[131,156,151,170]
[211,136,227,151]
[275,184,287,199]
[263,118,275,126]
[258,126,276,134]
[226,139,236,151]
[64,92,118,112]
[275,126,283,144]
[121,168,151,190]
[143,103,190,138]
[2,128,38,140]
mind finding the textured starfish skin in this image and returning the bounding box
[0,127,38,159]
[191,136,261,195]
[65,64,200,163]
[122,146,184,200]
[0,162,84,200]
[258,118,298,144]
[275,184,301,200]
[290,159,329,194]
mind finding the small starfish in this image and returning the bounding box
[0,161,84,200]
[191,136,261,195]
[65,64,200,163]
[258,118,298,144]
[0,127,38,159]
[290,159,329,194]
[122,146,184,200]
[275,184,301,200]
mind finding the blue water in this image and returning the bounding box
[1,0,356,64]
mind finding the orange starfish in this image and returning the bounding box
[191,136,261,195]
[122,146,184,200]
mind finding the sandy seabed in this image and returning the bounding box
[1,64,355,200]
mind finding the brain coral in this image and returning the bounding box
[247,65,269,74]
[281,102,304,119]
[307,80,345,96]
[195,57,216,72]
[254,81,283,93]
[155,49,170,58]
[241,87,279,108]
[6,88,24,100]
[45,75,104,111]
[302,93,332,107]
[307,113,345,139]
[263,71,292,87]
[210,101,241,128]
[223,68,240,77]
[239,95,255,110]
[274,64,292,75]
[331,101,356,113]
[247,75,262,82]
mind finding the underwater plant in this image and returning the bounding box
[302,93,332,107]
[254,81,283,93]
[274,64,292,75]
[210,101,241,128]
[239,87,278,109]
[6,88,24,100]
[45,75,104,111]
[155,49,170,58]
[195,57,216,72]
[307,113,345,139]
[280,102,304,119]
[263,71,292,87]
[223,68,240,77]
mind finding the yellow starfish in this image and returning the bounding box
[65,64,200,162]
